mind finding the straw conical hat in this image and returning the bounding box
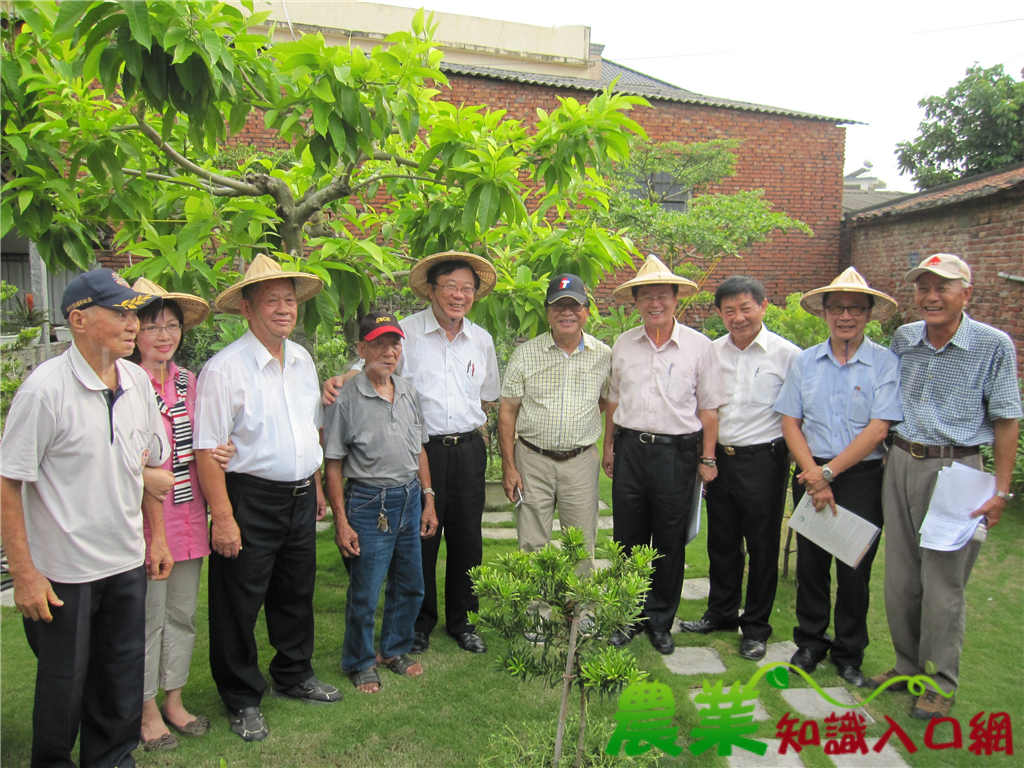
[408,251,497,301]
[612,254,699,303]
[215,254,323,314]
[131,278,210,331]
[799,267,897,320]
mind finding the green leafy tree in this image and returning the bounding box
[896,64,1024,190]
[1,1,645,341]
[471,528,655,768]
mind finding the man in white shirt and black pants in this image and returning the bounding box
[195,256,341,743]
[681,276,800,661]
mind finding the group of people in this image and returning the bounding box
[0,248,1018,767]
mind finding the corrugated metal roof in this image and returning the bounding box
[845,163,1024,222]
[440,59,856,124]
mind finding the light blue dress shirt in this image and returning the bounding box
[774,337,903,460]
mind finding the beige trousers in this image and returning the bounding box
[514,440,600,573]
[143,557,203,700]
[881,446,984,694]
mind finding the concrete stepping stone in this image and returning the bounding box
[780,687,874,724]
[724,739,806,767]
[689,689,771,722]
[315,521,332,533]
[681,577,710,601]
[0,589,14,608]
[756,641,799,667]
[663,646,726,676]
[482,510,513,524]
[598,499,610,511]
[482,528,519,540]
[830,738,910,768]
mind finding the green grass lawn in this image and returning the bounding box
[3,496,1021,767]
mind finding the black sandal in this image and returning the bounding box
[349,666,382,692]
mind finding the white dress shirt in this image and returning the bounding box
[392,308,500,435]
[195,331,323,482]
[714,324,801,447]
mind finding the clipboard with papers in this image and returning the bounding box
[787,493,881,568]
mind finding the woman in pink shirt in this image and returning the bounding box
[129,279,233,751]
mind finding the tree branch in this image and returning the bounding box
[134,119,262,196]
[371,150,422,171]
[349,173,440,193]
[122,168,244,196]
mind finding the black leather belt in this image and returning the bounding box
[617,428,700,447]
[718,438,786,456]
[893,434,980,460]
[519,437,590,461]
[229,473,313,497]
[428,431,479,447]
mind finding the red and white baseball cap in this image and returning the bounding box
[905,253,972,285]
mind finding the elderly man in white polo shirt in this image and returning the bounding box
[1,269,171,768]
[195,255,340,744]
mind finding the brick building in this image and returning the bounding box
[843,163,1024,375]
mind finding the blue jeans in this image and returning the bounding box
[342,479,425,673]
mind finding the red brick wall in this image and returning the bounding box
[847,188,1024,376]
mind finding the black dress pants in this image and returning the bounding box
[209,473,317,712]
[415,433,486,637]
[792,458,884,667]
[703,439,790,642]
[611,430,700,633]
[23,565,146,768]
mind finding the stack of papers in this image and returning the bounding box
[787,493,881,568]
[919,463,995,551]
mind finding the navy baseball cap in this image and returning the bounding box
[546,274,589,306]
[61,269,161,319]
[359,311,405,341]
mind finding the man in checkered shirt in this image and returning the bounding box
[871,253,1022,721]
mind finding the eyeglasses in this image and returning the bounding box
[548,302,586,314]
[636,293,676,305]
[824,305,869,317]
[139,322,183,336]
[434,283,477,296]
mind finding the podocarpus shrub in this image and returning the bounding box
[471,528,656,768]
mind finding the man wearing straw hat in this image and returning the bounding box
[1,269,171,768]
[195,254,341,743]
[324,251,500,655]
[871,254,1021,720]
[601,255,728,655]
[774,268,903,688]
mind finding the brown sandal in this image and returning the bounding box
[140,732,178,751]
[162,709,211,737]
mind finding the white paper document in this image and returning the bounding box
[787,493,881,568]
[686,477,702,545]
[919,462,994,552]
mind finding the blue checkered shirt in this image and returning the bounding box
[891,314,1022,446]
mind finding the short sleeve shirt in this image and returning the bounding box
[774,338,903,460]
[891,314,1022,446]
[322,371,428,487]
[0,344,169,583]
[500,332,611,450]
[609,322,728,434]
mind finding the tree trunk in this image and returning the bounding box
[553,616,580,767]
[574,688,587,768]
[28,242,50,358]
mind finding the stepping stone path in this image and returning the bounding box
[756,641,799,667]
[830,739,910,768]
[689,689,771,722]
[0,589,14,608]
[780,687,875,724]
[681,577,710,601]
[724,739,806,767]
[663,646,726,676]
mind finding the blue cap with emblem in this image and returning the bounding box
[61,269,162,319]
[546,274,589,307]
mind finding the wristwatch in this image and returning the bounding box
[821,465,834,483]
[701,457,717,468]
[423,487,436,497]
[995,491,1014,502]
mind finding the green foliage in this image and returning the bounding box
[210,316,248,352]
[896,63,1024,190]
[1,308,40,431]
[480,717,661,768]
[763,293,885,350]
[314,334,348,383]
[2,1,647,345]
[981,384,1024,496]
[589,306,641,345]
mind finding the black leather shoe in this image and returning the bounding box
[411,631,430,654]
[790,646,826,674]
[453,632,487,653]
[834,662,867,688]
[739,638,767,661]
[608,626,639,647]
[648,630,675,655]
[680,618,737,634]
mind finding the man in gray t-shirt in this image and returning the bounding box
[323,312,438,694]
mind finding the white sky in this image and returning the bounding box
[380,0,1023,193]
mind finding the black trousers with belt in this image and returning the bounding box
[611,430,700,633]
[23,565,146,768]
[703,439,790,642]
[792,458,884,667]
[415,432,486,637]
[208,473,317,712]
